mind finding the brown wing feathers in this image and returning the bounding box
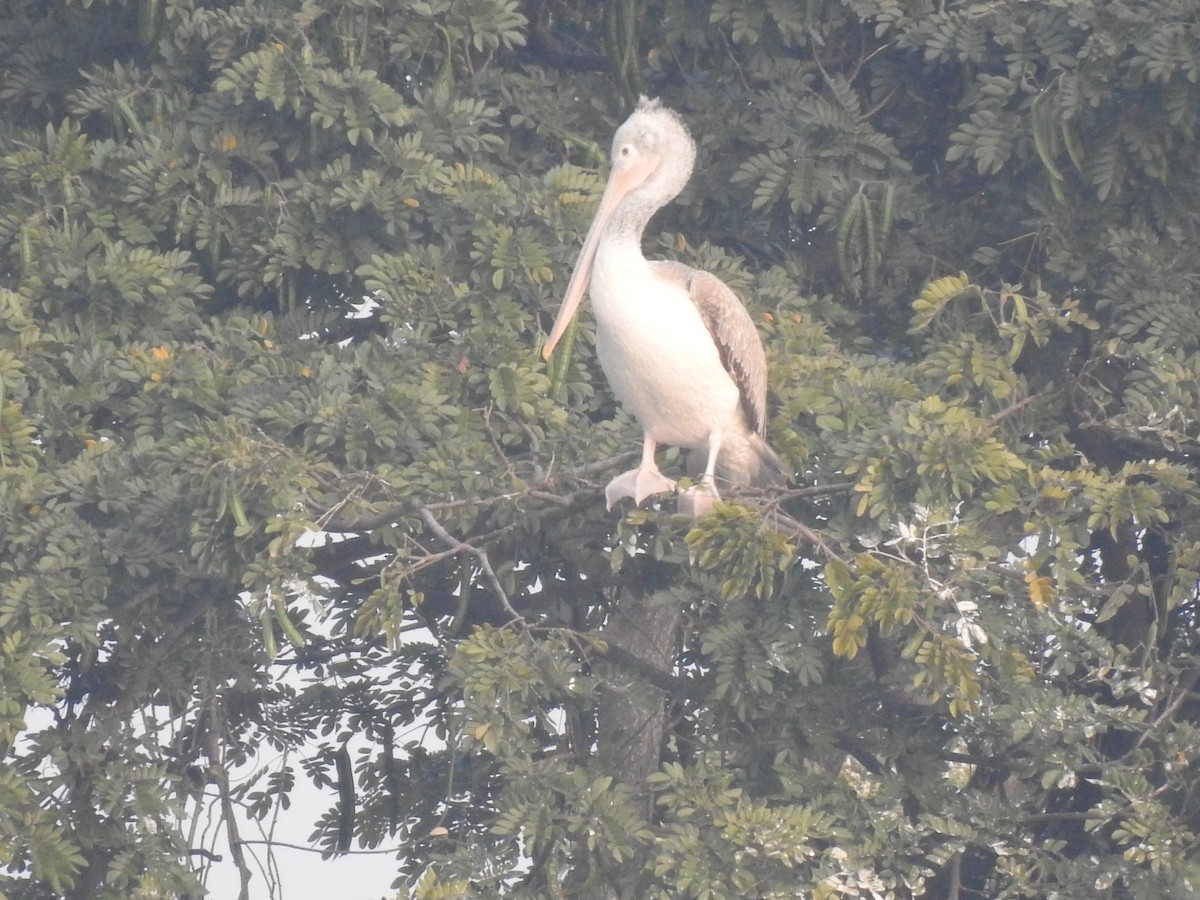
[652,262,769,437]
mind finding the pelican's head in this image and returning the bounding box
[542,98,697,359]
[608,97,696,211]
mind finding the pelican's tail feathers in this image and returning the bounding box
[743,433,788,489]
[688,433,789,492]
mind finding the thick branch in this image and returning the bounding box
[597,638,692,695]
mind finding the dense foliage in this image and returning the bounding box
[3,0,1200,897]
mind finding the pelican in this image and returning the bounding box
[542,97,786,515]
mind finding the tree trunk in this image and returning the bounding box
[596,584,681,812]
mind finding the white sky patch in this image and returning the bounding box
[203,585,439,898]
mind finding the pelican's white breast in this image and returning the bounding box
[589,243,740,449]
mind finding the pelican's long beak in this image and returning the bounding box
[541,155,655,359]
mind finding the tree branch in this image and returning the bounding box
[414,502,525,624]
[597,638,693,695]
[208,694,252,900]
[752,501,845,561]
[310,451,638,533]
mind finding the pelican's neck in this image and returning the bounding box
[602,193,666,257]
[591,203,658,306]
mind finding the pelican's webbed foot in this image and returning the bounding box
[605,467,678,510]
[678,479,720,518]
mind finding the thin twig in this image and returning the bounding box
[415,502,525,624]
[313,478,368,531]
[775,480,856,500]
[750,501,844,562]
[237,839,404,856]
[982,390,1046,429]
[208,694,253,900]
[311,451,637,532]
[1131,669,1200,756]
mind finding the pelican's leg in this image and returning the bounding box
[605,433,678,509]
[678,430,722,517]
